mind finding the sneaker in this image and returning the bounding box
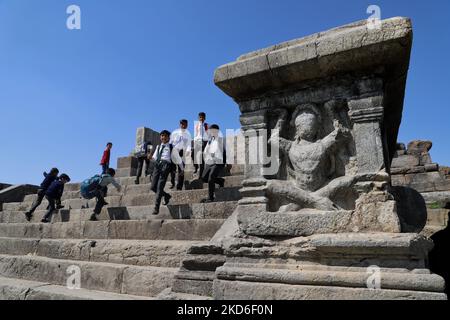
[41,218,50,224]
[90,214,98,221]
[164,194,172,206]
[56,205,65,210]
[218,180,225,188]
[152,209,159,215]
[135,180,140,185]
[24,212,32,222]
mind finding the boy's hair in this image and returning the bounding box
[59,174,71,182]
[107,168,116,177]
[160,130,171,137]
[198,112,206,118]
[180,119,188,125]
[210,124,220,130]
[49,168,59,175]
[106,142,113,147]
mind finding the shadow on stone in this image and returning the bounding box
[391,186,427,233]
[59,209,71,222]
[429,211,450,296]
[167,204,192,219]
[185,179,204,190]
[107,207,131,220]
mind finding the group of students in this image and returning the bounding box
[24,112,228,222]
[135,112,227,215]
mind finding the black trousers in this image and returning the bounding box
[43,196,58,221]
[202,164,225,200]
[192,141,208,177]
[151,161,172,210]
[93,187,108,215]
[136,157,150,181]
[28,189,46,214]
[171,150,185,190]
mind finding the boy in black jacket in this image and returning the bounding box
[25,168,59,221]
[41,174,71,223]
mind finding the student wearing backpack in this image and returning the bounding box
[25,168,60,221]
[100,142,113,174]
[80,168,121,221]
[41,174,71,223]
[151,130,182,215]
[134,141,153,185]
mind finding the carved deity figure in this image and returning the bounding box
[268,104,362,212]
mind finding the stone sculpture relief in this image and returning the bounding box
[266,102,365,213]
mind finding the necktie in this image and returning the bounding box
[157,145,165,162]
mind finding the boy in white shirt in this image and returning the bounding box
[201,124,226,203]
[192,112,209,178]
[151,130,181,215]
[170,119,192,190]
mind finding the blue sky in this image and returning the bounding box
[0,0,449,185]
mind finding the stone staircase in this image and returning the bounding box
[0,157,243,300]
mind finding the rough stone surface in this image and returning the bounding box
[391,140,450,234]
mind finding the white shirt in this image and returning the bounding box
[153,143,185,170]
[194,121,209,142]
[203,136,225,165]
[152,143,172,162]
[170,129,192,152]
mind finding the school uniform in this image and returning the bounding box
[192,121,209,177]
[42,180,65,222]
[202,136,226,201]
[134,142,152,184]
[151,143,178,214]
[170,129,192,190]
[26,172,58,217]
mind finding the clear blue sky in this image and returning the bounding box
[1,0,449,185]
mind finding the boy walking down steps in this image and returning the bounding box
[151,130,183,215]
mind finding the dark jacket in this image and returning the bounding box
[40,172,58,191]
[45,180,65,199]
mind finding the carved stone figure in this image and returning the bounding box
[266,104,362,212]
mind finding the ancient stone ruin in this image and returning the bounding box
[391,140,450,236]
[0,17,447,300]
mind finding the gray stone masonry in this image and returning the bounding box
[169,17,448,300]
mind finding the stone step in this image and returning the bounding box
[33,175,244,201]
[0,237,196,268]
[0,254,176,297]
[426,208,449,227]
[0,276,154,300]
[0,219,225,241]
[0,201,237,224]
[6,187,242,212]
